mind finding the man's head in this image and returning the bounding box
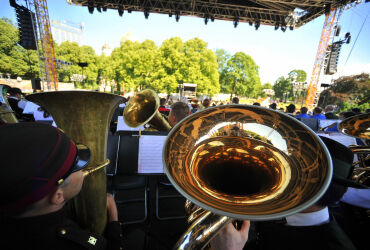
[313,107,322,115]
[232,97,239,104]
[269,103,277,110]
[0,123,91,216]
[253,102,261,106]
[286,104,295,114]
[168,101,191,127]
[300,106,308,114]
[324,105,334,113]
[202,99,211,108]
[160,98,167,107]
[7,87,22,99]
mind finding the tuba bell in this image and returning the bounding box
[338,112,370,185]
[123,89,171,131]
[163,105,332,249]
[26,91,124,234]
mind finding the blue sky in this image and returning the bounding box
[1,1,369,84]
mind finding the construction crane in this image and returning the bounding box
[32,0,58,90]
[304,8,344,109]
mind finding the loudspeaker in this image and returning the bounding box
[31,78,41,90]
[14,5,37,50]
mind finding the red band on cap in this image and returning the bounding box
[0,141,77,213]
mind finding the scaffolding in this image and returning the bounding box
[33,0,58,90]
[305,8,343,109]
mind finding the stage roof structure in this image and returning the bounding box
[68,0,355,28]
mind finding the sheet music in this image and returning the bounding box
[316,132,357,147]
[117,116,145,131]
[138,135,166,173]
[318,119,340,130]
[22,101,39,114]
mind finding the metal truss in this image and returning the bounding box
[69,0,354,27]
[33,0,58,90]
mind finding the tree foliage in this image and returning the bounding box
[273,76,292,100]
[0,18,39,79]
[217,51,262,98]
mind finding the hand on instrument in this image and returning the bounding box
[106,193,119,222]
[210,220,250,250]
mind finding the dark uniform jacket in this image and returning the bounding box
[252,217,357,250]
[1,209,124,250]
[325,112,339,119]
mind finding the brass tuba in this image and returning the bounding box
[0,84,18,124]
[26,91,124,234]
[338,113,370,185]
[163,105,332,249]
[123,89,171,131]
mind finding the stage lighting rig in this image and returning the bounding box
[128,9,132,13]
[97,6,101,12]
[204,16,209,25]
[176,12,180,22]
[274,23,279,30]
[88,6,94,14]
[255,20,260,30]
[169,13,172,17]
[248,21,253,26]
[233,18,239,28]
[281,26,287,32]
[144,10,149,19]
[118,6,123,16]
[211,16,214,22]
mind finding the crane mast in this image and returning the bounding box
[305,8,343,109]
[32,0,58,90]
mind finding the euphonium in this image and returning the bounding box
[163,105,332,249]
[338,113,370,185]
[0,84,18,124]
[26,91,124,234]
[123,89,171,131]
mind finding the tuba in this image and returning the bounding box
[163,105,332,249]
[26,91,124,234]
[338,113,370,185]
[0,84,18,124]
[123,89,171,131]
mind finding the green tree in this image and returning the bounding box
[218,51,262,98]
[0,18,39,79]
[54,41,99,89]
[273,76,292,101]
[288,69,307,83]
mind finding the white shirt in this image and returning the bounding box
[285,207,330,226]
[8,96,27,109]
[341,188,370,209]
[33,109,54,121]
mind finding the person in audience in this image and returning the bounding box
[168,101,191,127]
[285,104,296,116]
[232,97,240,104]
[252,102,261,106]
[190,98,200,113]
[202,98,211,109]
[351,108,362,114]
[295,107,309,118]
[324,105,339,119]
[0,123,123,250]
[158,97,171,117]
[251,136,357,250]
[311,107,326,119]
[269,103,277,110]
[7,87,34,122]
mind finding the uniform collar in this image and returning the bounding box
[285,207,329,226]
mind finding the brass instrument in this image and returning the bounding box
[338,113,370,185]
[123,89,171,131]
[0,84,18,123]
[26,91,124,234]
[163,105,332,249]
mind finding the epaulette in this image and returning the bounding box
[57,226,107,249]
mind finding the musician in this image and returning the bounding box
[0,123,124,250]
[7,87,34,122]
[251,136,357,250]
[324,105,339,119]
[168,101,191,127]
